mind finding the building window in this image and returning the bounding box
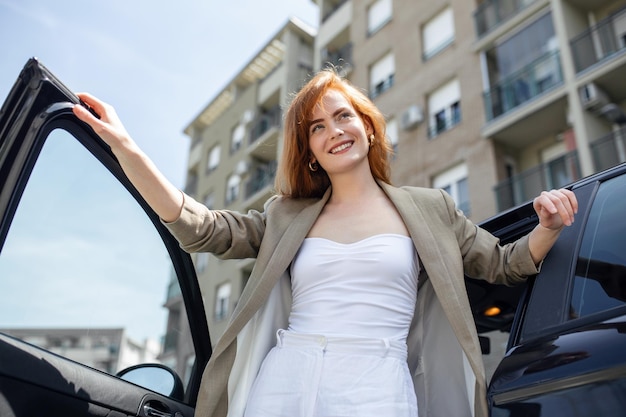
[225,174,241,204]
[207,145,221,174]
[215,282,232,321]
[368,0,392,35]
[483,13,560,120]
[487,13,555,82]
[433,163,470,216]
[423,7,455,60]
[386,117,399,158]
[428,79,461,138]
[230,124,245,154]
[370,52,395,98]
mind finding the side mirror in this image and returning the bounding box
[117,363,184,401]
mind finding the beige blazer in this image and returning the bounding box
[165,181,538,417]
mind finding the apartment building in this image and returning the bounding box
[168,0,626,351]
[0,328,160,374]
[316,0,626,218]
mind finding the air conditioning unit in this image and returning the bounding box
[580,83,610,113]
[400,104,423,131]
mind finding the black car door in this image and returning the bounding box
[0,58,211,417]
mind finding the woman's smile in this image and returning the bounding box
[330,141,354,154]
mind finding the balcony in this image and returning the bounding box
[591,126,626,172]
[494,151,581,211]
[243,161,278,211]
[474,0,537,38]
[494,127,626,211]
[484,51,562,121]
[571,8,626,74]
[249,106,281,145]
[248,106,281,161]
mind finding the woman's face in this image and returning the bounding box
[307,89,371,176]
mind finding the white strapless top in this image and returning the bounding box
[288,234,419,341]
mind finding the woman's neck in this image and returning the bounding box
[327,170,383,205]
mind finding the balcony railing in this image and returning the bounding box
[495,128,626,211]
[494,150,581,211]
[483,51,562,121]
[474,0,537,38]
[244,161,278,200]
[249,106,281,145]
[570,8,626,73]
[591,126,626,172]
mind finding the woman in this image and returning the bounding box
[73,68,577,417]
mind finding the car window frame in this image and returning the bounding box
[0,58,211,407]
[515,169,626,346]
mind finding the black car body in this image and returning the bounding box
[1,58,625,416]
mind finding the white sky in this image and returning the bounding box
[0,0,319,188]
[0,0,319,343]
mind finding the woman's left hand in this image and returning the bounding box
[533,189,578,231]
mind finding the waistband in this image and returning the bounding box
[276,329,407,360]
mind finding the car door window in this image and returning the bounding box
[571,175,626,319]
[0,128,194,392]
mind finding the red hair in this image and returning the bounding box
[275,68,393,198]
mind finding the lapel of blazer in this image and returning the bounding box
[213,189,331,358]
[380,181,481,355]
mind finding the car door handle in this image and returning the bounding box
[143,404,172,417]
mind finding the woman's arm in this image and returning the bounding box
[72,93,184,223]
[528,188,578,265]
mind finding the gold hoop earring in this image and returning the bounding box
[308,161,318,172]
[368,134,375,147]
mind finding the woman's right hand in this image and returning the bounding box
[72,92,184,223]
[72,92,136,153]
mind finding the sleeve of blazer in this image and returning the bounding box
[161,192,276,259]
[438,189,539,286]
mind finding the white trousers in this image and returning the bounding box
[243,330,418,417]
